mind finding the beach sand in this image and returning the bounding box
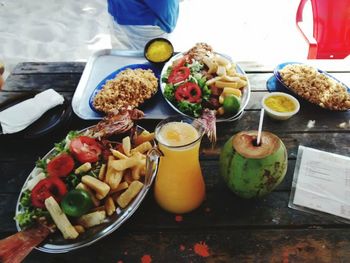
[0,0,111,79]
[1,0,311,80]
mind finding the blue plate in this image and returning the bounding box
[273,62,350,110]
[89,63,162,115]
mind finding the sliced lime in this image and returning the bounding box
[223,95,241,115]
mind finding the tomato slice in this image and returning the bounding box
[69,136,102,163]
[47,153,75,177]
[175,82,202,103]
[168,66,190,84]
[173,55,188,69]
[31,177,67,208]
[175,84,190,101]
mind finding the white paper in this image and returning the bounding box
[0,89,64,134]
[293,147,350,220]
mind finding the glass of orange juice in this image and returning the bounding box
[150,116,206,214]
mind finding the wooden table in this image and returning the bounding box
[0,61,350,262]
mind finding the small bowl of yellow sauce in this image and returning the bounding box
[262,92,300,120]
[144,38,174,64]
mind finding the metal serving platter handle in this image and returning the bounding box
[15,125,157,253]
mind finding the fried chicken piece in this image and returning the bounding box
[92,107,144,138]
[185,43,213,62]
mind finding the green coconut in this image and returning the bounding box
[220,131,288,198]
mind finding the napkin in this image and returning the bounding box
[0,89,64,134]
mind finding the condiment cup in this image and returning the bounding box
[262,92,300,120]
[144,38,174,65]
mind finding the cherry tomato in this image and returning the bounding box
[168,66,190,84]
[69,136,102,163]
[47,153,75,177]
[175,82,202,103]
[61,189,93,217]
[31,177,67,208]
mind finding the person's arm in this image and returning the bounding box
[143,0,179,33]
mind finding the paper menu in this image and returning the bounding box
[291,146,350,221]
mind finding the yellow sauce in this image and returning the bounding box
[265,95,296,112]
[146,40,173,63]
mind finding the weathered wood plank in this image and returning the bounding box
[1,188,347,233]
[201,132,350,160]
[0,194,17,232]
[1,62,350,263]
[3,74,82,92]
[0,228,348,263]
[0,191,339,233]
[238,59,350,72]
[12,62,86,74]
[11,60,350,74]
[0,124,349,162]
[0,157,295,194]
[4,71,350,94]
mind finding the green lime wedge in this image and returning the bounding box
[223,95,241,115]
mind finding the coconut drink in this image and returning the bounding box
[219,131,287,198]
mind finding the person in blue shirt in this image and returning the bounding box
[107,0,179,50]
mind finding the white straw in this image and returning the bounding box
[257,108,265,146]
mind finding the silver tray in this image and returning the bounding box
[15,125,158,253]
[72,49,177,120]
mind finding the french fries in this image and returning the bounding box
[82,175,110,200]
[122,136,131,156]
[74,225,85,234]
[130,141,152,154]
[98,163,106,181]
[202,54,248,116]
[75,162,92,174]
[77,211,106,228]
[76,183,100,207]
[105,156,123,190]
[50,131,154,238]
[105,197,116,216]
[110,152,143,171]
[134,131,155,146]
[117,181,144,208]
[203,54,247,93]
[110,149,127,160]
[44,197,79,239]
[109,181,129,194]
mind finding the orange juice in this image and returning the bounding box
[154,120,205,214]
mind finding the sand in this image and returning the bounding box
[0,0,319,80]
[0,0,110,79]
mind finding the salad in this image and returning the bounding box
[162,43,248,118]
[16,111,154,241]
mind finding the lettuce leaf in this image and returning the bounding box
[178,101,202,117]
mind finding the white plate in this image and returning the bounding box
[160,52,251,122]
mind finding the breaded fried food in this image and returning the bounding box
[186,43,213,63]
[279,64,350,111]
[93,68,158,113]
